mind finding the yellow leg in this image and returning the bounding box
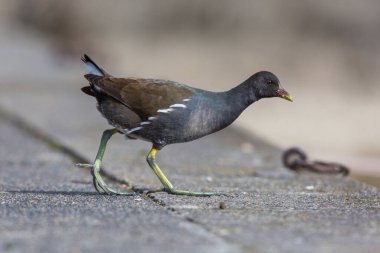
[146,147,222,196]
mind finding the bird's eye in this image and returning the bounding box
[267,80,273,85]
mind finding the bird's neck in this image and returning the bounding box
[204,82,258,131]
[225,82,258,111]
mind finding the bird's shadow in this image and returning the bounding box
[2,190,99,196]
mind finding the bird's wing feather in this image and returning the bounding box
[84,74,194,119]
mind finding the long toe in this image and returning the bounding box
[97,181,134,195]
[93,177,105,194]
[76,163,94,168]
[96,181,112,195]
[105,185,135,195]
[165,188,224,197]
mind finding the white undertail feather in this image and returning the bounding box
[84,61,103,76]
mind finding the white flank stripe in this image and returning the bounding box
[157,108,173,113]
[183,98,191,102]
[126,126,142,134]
[148,117,157,120]
[140,121,151,125]
[170,103,187,108]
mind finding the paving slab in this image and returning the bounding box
[0,67,380,253]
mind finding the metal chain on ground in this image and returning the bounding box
[282,147,349,176]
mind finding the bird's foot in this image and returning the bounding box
[145,187,225,197]
[76,163,134,196]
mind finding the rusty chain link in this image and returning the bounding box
[282,147,349,176]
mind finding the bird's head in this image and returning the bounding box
[250,71,293,102]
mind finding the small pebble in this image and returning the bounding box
[205,176,213,182]
[240,142,254,153]
[305,185,315,190]
[219,202,227,209]
[134,197,143,201]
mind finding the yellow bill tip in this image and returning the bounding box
[282,94,293,102]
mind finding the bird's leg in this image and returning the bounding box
[146,147,222,196]
[77,129,134,195]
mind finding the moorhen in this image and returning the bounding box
[78,54,292,196]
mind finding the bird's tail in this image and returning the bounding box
[81,54,110,97]
[81,54,108,76]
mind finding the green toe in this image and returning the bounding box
[93,173,134,195]
[143,187,223,196]
[166,188,223,196]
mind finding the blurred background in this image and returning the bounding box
[0,0,379,184]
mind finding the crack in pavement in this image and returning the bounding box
[0,106,130,186]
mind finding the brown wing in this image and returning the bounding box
[84,74,194,119]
